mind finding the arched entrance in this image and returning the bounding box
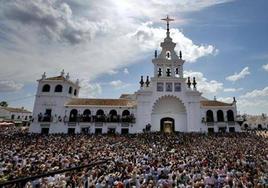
[160,117,175,133]
[151,95,187,132]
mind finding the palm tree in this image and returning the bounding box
[0,101,8,107]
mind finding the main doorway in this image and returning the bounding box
[160,117,175,133]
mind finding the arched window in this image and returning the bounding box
[42,84,50,92]
[109,110,117,116]
[55,85,63,92]
[217,110,224,122]
[109,109,118,122]
[69,109,78,122]
[166,51,171,59]
[206,110,214,122]
[74,89,77,96]
[83,109,91,116]
[83,109,91,122]
[68,86,73,94]
[96,109,105,122]
[227,110,234,122]
[122,110,130,117]
[96,109,104,116]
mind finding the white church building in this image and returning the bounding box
[29,17,240,134]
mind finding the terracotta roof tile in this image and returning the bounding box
[65,98,137,107]
[1,107,31,113]
[200,100,233,107]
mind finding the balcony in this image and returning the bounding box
[121,115,135,123]
[205,121,236,126]
[64,115,136,123]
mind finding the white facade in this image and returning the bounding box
[0,107,32,126]
[242,114,268,130]
[29,21,240,134]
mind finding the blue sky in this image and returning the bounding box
[0,0,268,115]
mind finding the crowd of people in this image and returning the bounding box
[0,130,268,187]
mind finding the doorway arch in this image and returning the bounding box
[151,95,187,132]
[160,117,175,133]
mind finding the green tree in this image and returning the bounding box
[0,101,8,107]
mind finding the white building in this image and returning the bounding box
[242,114,268,130]
[29,17,240,134]
[0,106,32,126]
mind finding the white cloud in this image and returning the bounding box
[225,67,250,82]
[109,80,130,89]
[236,86,268,115]
[107,69,118,75]
[184,70,223,94]
[262,64,268,72]
[0,80,23,92]
[123,68,129,74]
[217,97,233,103]
[2,0,112,44]
[79,80,102,98]
[0,0,224,86]
[223,88,243,92]
[129,22,218,62]
[240,86,268,98]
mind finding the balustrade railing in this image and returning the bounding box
[64,115,135,123]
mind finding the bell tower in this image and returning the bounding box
[152,16,184,79]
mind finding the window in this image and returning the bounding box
[157,82,164,92]
[166,51,171,59]
[174,67,180,77]
[83,109,91,122]
[206,110,214,122]
[217,110,224,122]
[42,84,50,92]
[166,82,172,92]
[69,109,78,122]
[11,115,15,120]
[25,116,28,120]
[158,68,162,77]
[122,110,130,117]
[17,116,20,119]
[74,89,77,96]
[68,86,73,94]
[96,109,104,116]
[166,68,171,77]
[174,83,181,92]
[55,85,63,92]
[227,110,234,121]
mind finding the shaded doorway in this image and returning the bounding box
[160,117,175,133]
[229,127,235,133]
[41,128,49,135]
[81,128,90,134]
[95,128,102,134]
[218,127,226,133]
[108,128,116,135]
[208,128,214,133]
[121,128,129,135]
[68,128,75,134]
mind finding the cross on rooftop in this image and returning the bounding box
[161,15,174,31]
